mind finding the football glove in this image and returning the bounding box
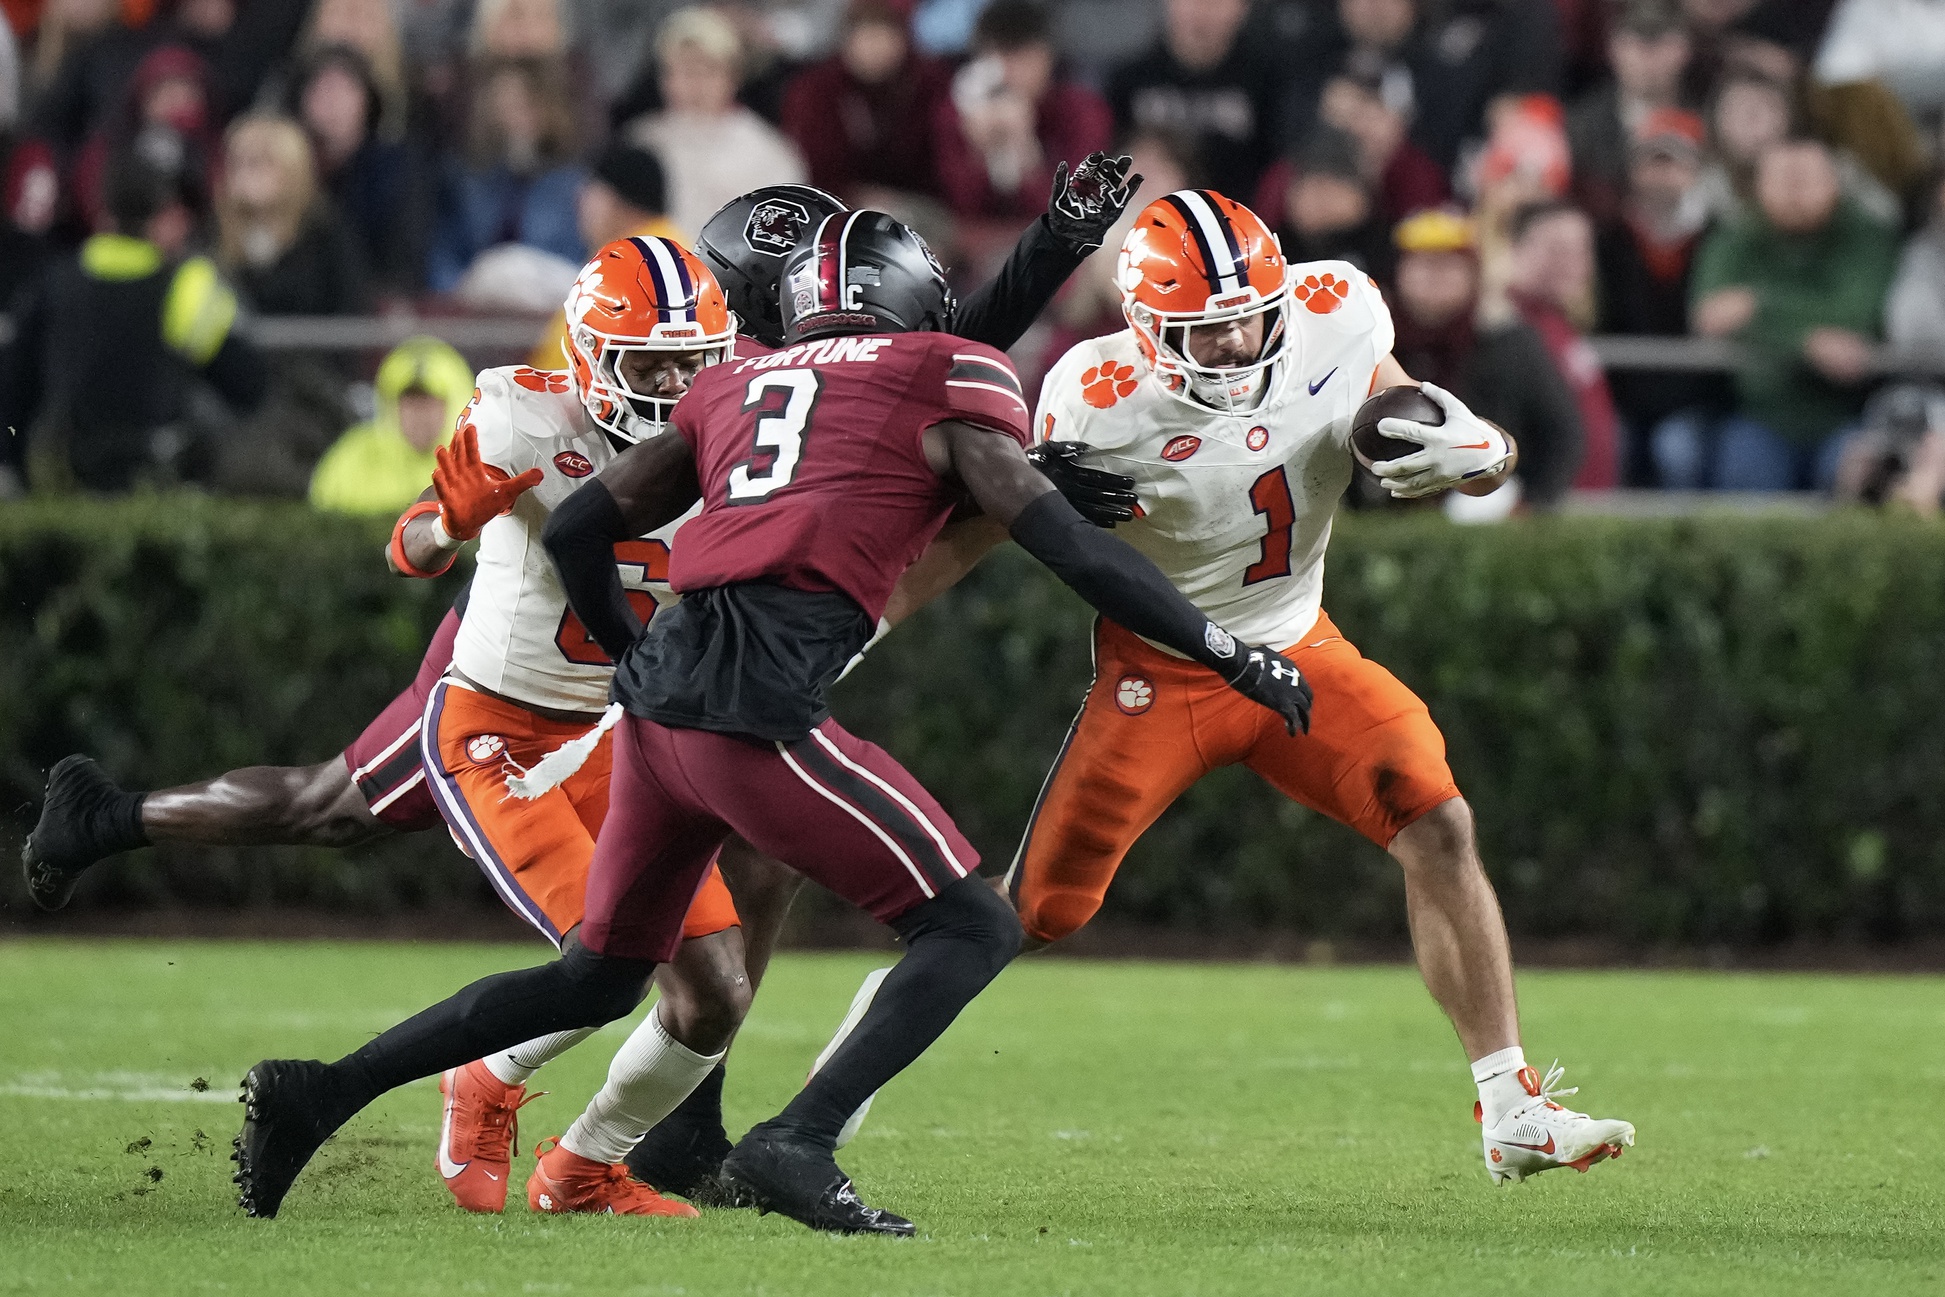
[432,422,546,542]
[1047,152,1143,255]
[1027,441,1139,527]
[1218,642,1313,737]
[1368,382,1512,500]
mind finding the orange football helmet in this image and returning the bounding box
[564,236,736,442]
[1115,189,1292,413]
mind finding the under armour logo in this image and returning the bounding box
[1266,658,1301,684]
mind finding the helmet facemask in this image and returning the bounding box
[570,322,734,444]
[1129,287,1295,416]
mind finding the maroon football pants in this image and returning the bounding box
[580,714,980,961]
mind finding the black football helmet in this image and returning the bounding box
[780,211,956,344]
[696,183,847,347]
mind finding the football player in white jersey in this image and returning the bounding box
[385,235,751,1218]
[837,189,1635,1183]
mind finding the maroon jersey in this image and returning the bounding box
[667,330,1031,622]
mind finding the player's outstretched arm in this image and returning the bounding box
[541,432,702,663]
[926,421,1313,735]
[952,153,1142,350]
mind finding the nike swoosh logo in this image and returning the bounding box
[1454,441,1493,451]
[437,1078,469,1179]
[1501,1135,1555,1154]
[1307,367,1337,396]
[484,1171,500,1181]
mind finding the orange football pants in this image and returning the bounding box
[424,679,738,945]
[1006,614,1459,944]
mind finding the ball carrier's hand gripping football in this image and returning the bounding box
[1364,382,1514,500]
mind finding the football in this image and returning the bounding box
[1351,384,1444,466]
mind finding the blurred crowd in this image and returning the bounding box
[3,0,1945,508]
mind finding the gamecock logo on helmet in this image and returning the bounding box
[746,198,812,255]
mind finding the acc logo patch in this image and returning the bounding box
[1247,425,1270,451]
[1114,676,1154,715]
[1161,435,1202,462]
[745,197,812,255]
[554,450,594,477]
[1081,362,1139,409]
[466,734,507,763]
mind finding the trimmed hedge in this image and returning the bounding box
[5,496,1945,944]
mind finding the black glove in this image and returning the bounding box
[1027,441,1138,527]
[1217,643,1313,736]
[1047,152,1143,255]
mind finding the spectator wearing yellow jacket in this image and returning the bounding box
[308,337,475,515]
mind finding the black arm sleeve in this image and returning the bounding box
[541,480,644,664]
[1009,491,1232,674]
[952,216,1087,352]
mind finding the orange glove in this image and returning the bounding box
[432,422,545,542]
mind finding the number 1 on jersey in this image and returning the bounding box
[728,370,822,503]
[1243,466,1295,585]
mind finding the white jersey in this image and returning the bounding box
[449,365,691,713]
[1034,261,1393,652]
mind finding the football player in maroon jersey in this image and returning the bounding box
[231,209,1311,1232]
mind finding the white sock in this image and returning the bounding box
[560,1006,724,1166]
[483,1027,598,1085]
[811,966,892,1149]
[1471,1045,1529,1124]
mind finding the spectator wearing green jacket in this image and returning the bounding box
[1654,137,1900,491]
[308,337,475,515]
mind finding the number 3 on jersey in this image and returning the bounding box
[728,370,822,503]
[555,539,669,665]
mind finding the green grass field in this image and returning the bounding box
[3,941,1940,1295]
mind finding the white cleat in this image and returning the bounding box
[1477,1061,1635,1184]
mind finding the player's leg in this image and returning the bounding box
[663,720,1023,1234]
[1242,616,1634,1181]
[234,711,726,1219]
[792,620,1210,1155]
[625,835,801,1196]
[537,870,753,1212]
[1005,618,1214,949]
[22,608,461,910]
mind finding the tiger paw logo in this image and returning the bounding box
[512,367,571,394]
[1081,361,1139,409]
[1114,675,1154,715]
[1292,272,1351,315]
[1246,425,1269,451]
[1490,1148,1503,1164]
[466,734,507,763]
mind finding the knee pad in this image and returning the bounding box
[895,876,1023,971]
[557,936,656,1025]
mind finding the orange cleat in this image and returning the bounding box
[527,1138,701,1217]
[436,1060,535,1213]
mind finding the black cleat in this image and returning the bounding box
[719,1130,915,1236]
[21,755,146,911]
[232,1060,357,1219]
[625,1100,748,1206]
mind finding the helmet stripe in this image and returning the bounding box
[632,236,694,324]
[1166,190,1244,294]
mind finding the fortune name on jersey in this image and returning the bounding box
[734,335,896,373]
